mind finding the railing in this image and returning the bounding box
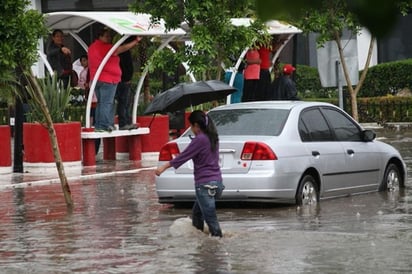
[357,98,412,123]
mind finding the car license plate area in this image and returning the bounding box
[219,152,234,169]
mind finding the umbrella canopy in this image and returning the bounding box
[143,80,237,115]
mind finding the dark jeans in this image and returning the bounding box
[192,181,224,237]
[115,82,132,128]
[95,81,117,130]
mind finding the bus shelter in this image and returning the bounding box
[43,11,187,129]
[38,12,188,165]
[41,12,302,126]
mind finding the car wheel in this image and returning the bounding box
[380,163,402,192]
[296,174,319,206]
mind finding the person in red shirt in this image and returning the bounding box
[88,27,141,132]
[257,44,273,101]
[242,47,261,102]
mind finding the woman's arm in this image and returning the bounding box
[155,162,171,176]
[115,36,142,55]
[155,135,206,176]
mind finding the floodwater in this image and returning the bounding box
[0,128,411,273]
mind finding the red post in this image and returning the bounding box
[103,137,116,160]
[129,135,142,160]
[82,128,96,166]
[116,136,129,153]
[82,139,96,166]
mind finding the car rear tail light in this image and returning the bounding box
[241,142,277,160]
[158,142,180,161]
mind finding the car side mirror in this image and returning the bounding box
[362,129,376,142]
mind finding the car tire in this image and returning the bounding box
[296,174,319,206]
[379,163,402,192]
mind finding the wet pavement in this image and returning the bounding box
[0,127,411,273]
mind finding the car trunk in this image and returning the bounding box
[173,135,274,174]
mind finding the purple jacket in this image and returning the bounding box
[170,133,222,185]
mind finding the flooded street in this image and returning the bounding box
[0,128,411,273]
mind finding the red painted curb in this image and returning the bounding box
[0,126,11,166]
[23,122,81,163]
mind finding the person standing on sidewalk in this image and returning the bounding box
[88,27,141,132]
[155,110,225,237]
[269,64,299,100]
[47,29,75,88]
[257,43,272,101]
[116,37,137,130]
[242,47,261,102]
[76,55,89,91]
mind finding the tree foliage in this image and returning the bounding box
[0,0,48,103]
[255,0,411,39]
[130,0,269,80]
[0,0,48,78]
[255,0,410,121]
[0,0,72,206]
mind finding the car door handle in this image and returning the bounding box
[347,149,354,155]
[312,151,320,157]
[220,149,235,153]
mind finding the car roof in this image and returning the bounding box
[210,100,336,112]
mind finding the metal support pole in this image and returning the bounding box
[336,60,343,109]
[13,97,24,172]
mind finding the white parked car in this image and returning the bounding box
[156,101,407,205]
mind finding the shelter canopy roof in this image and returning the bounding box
[230,18,302,35]
[45,11,186,36]
[45,12,301,37]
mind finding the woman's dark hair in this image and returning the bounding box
[52,29,63,37]
[97,27,111,38]
[189,110,219,152]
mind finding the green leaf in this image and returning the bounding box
[24,74,72,123]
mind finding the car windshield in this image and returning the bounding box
[204,108,290,136]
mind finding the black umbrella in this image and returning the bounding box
[143,80,237,115]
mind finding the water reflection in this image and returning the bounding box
[0,129,411,273]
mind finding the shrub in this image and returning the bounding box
[295,64,337,98]
[359,59,412,97]
[24,74,72,123]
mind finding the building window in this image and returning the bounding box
[41,0,133,12]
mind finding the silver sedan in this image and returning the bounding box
[155,101,407,205]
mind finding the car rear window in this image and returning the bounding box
[208,108,289,136]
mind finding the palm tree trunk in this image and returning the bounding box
[27,73,73,207]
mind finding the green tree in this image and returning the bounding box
[256,0,411,39]
[0,0,73,207]
[0,1,44,79]
[130,0,269,81]
[256,0,411,121]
